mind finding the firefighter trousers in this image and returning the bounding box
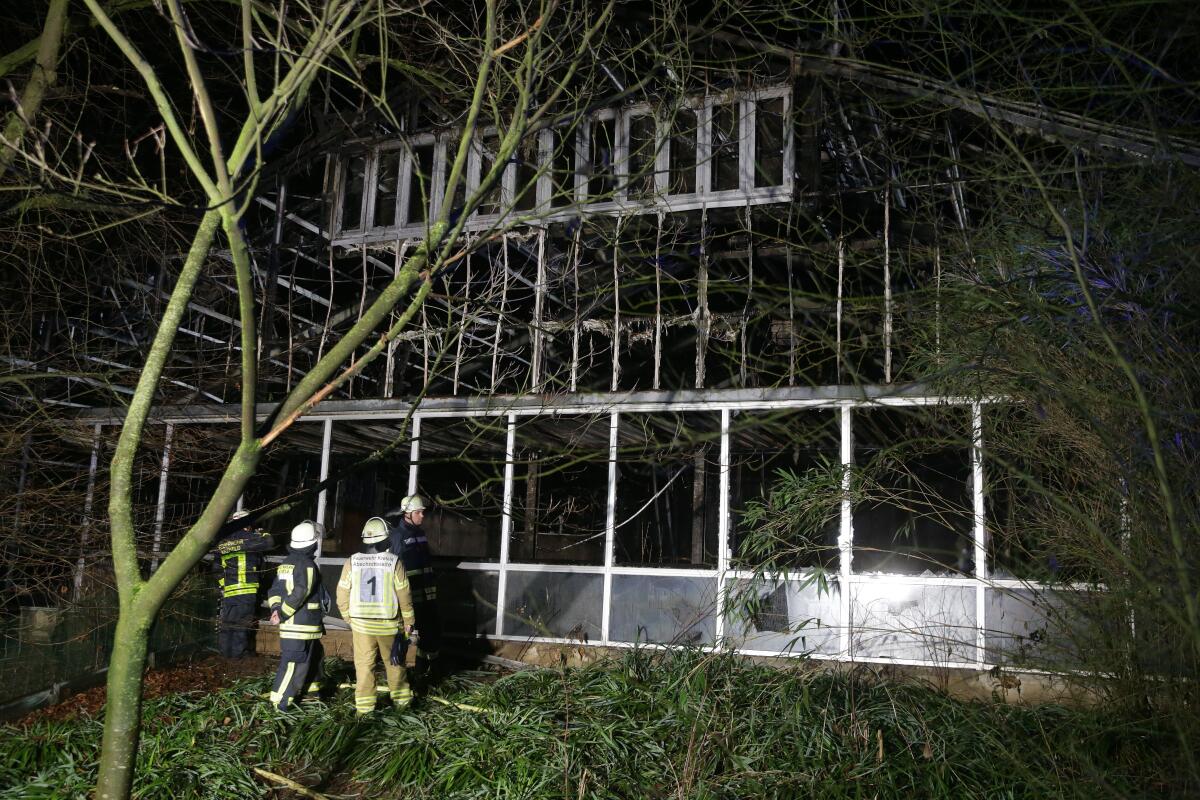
[218,594,258,658]
[351,629,411,714]
[270,638,323,711]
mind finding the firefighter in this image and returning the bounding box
[266,521,326,711]
[388,494,442,684]
[214,510,274,659]
[336,516,416,715]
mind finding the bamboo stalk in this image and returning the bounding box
[253,768,331,800]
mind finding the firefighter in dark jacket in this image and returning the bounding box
[214,510,274,659]
[266,521,326,711]
[389,494,441,682]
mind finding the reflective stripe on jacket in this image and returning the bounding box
[215,528,273,599]
[335,550,415,636]
[389,520,437,603]
[267,549,325,641]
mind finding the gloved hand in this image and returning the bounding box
[389,633,408,666]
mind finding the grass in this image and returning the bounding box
[0,649,1180,799]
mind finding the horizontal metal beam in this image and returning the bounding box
[73,382,1004,424]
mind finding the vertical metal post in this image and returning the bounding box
[839,406,853,658]
[695,208,709,389]
[13,431,32,523]
[495,413,516,636]
[453,254,470,395]
[786,244,796,386]
[883,190,893,383]
[1120,479,1135,654]
[316,418,333,557]
[653,212,663,391]
[407,416,421,496]
[491,241,509,393]
[150,423,175,573]
[836,237,845,382]
[715,408,731,645]
[389,243,411,390]
[611,224,621,392]
[532,229,546,391]
[570,227,581,392]
[73,424,103,601]
[739,96,755,192]
[601,411,619,644]
[972,402,987,664]
[934,243,942,362]
[740,204,751,387]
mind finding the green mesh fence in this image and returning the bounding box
[0,578,218,707]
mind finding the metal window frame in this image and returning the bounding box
[114,386,1103,671]
[330,85,796,246]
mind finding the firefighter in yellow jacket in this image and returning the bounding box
[336,516,416,715]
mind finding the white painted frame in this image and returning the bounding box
[331,85,795,246]
[130,389,1094,671]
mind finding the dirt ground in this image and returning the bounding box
[18,654,275,725]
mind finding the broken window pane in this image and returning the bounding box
[341,154,366,230]
[983,405,1104,582]
[668,107,697,194]
[243,422,327,538]
[851,580,976,662]
[852,407,974,576]
[413,416,508,561]
[730,409,841,571]
[443,141,466,221]
[404,143,435,226]
[502,571,602,640]
[627,113,658,200]
[510,414,611,566]
[513,135,540,212]
[710,102,741,192]
[372,149,402,228]
[163,424,240,554]
[571,219,618,392]
[725,576,843,655]
[984,587,1100,669]
[615,412,721,567]
[442,569,499,636]
[609,575,717,645]
[322,420,410,556]
[477,134,502,216]
[754,97,785,188]
[549,126,577,209]
[588,116,617,201]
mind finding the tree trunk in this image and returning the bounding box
[95,609,152,800]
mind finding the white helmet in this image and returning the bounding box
[362,516,389,544]
[228,509,250,522]
[290,520,322,548]
[401,494,427,514]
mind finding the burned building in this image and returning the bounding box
[8,14,1188,686]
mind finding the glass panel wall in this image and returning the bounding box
[154,400,1100,671]
[726,577,842,655]
[609,574,717,646]
[850,580,976,663]
[503,571,603,640]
